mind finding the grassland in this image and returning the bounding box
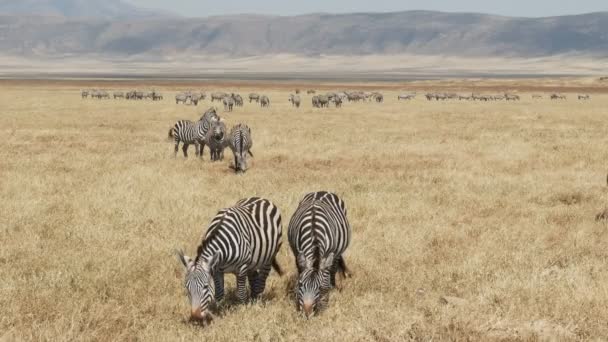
[1,79,608,341]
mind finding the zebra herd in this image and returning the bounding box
[307,91,385,108]
[169,107,254,173]
[81,89,163,101]
[177,191,351,324]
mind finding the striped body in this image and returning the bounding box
[288,191,351,317]
[228,124,253,173]
[177,197,283,323]
[205,120,228,161]
[170,109,218,158]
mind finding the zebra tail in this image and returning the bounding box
[272,257,284,276]
[248,150,254,157]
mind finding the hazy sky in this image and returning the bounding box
[126,0,607,18]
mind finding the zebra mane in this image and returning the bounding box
[310,200,322,271]
[195,210,228,265]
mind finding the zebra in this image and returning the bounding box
[176,93,188,105]
[228,124,253,173]
[307,89,316,94]
[81,90,89,99]
[578,94,590,100]
[532,94,543,99]
[223,96,235,112]
[289,94,301,108]
[169,109,219,158]
[190,94,201,106]
[312,96,320,108]
[372,92,384,102]
[249,93,260,103]
[113,91,125,99]
[176,197,283,324]
[551,94,566,100]
[205,120,228,162]
[317,95,330,108]
[398,94,414,101]
[234,94,244,107]
[288,191,351,318]
[333,96,342,108]
[211,92,228,102]
[505,93,520,101]
[260,96,270,108]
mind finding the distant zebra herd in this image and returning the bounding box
[81,89,163,101]
[177,190,352,324]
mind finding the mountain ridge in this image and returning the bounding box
[0,10,607,58]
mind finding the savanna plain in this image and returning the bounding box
[1,79,608,341]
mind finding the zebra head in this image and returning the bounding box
[211,121,226,142]
[295,251,334,318]
[176,250,220,324]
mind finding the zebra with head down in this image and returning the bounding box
[228,123,254,173]
[288,191,351,318]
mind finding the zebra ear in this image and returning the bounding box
[175,249,194,271]
[320,253,335,271]
[297,252,313,270]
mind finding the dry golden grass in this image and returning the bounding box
[1,80,608,341]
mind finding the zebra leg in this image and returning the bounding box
[182,143,189,158]
[199,142,205,159]
[250,265,272,300]
[194,141,201,158]
[214,272,225,302]
[236,270,248,303]
[174,140,179,158]
[247,271,259,299]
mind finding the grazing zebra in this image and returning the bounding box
[532,94,543,99]
[169,109,219,158]
[288,191,351,318]
[152,92,163,101]
[505,93,520,101]
[190,94,200,106]
[372,92,384,102]
[333,96,342,108]
[228,124,253,173]
[205,120,228,162]
[317,95,330,108]
[289,94,301,108]
[176,197,283,324]
[223,96,235,112]
[578,94,590,100]
[551,94,567,100]
[249,93,260,103]
[260,96,270,108]
[234,94,244,107]
[307,89,316,94]
[81,90,89,99]
[176,93,188,104]
[398,94,414,101]
[211,92,228,102]
[113,92,125,99]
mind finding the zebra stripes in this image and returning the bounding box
[228,124,253,173]
[288,191,351,318]
[169,108,219,158]
[177,197,283,323]
[205,120,228,162]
